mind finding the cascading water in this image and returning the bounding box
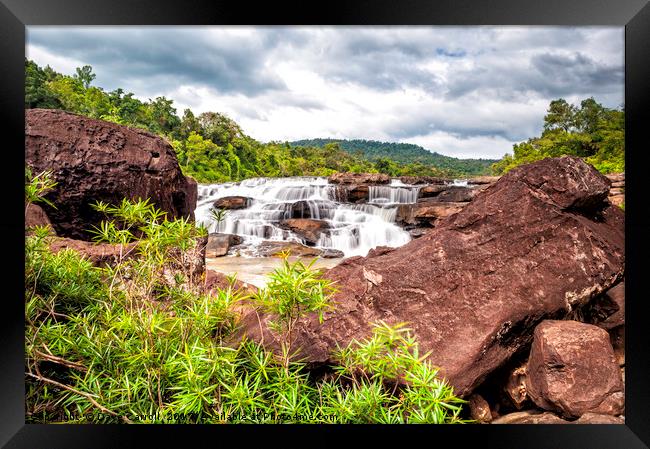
[195,177,419,257]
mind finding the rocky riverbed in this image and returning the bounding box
[25,109,626,425]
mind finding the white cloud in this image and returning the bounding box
[26,26,624,159]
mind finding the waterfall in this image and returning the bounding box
[195,177,414,257]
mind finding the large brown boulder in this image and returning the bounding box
[328,172,390,184]
[231,157,624,397]
[25,109,197,240]
[279,219,329,245]
[526,320,624,418]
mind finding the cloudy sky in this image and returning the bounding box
[26,26,623,159]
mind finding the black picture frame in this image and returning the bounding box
[2,0,649,447]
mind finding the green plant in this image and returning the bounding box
[25,167,57,214]
[250,255,336,372]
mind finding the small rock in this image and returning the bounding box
[213,196,251,210]
[573,413,624,424]
[468,394,492,423]
[504,363,529,410]
[25,203,55,233]
[526,320,625,418]
[491,410,567,424]
[279,219,329,245]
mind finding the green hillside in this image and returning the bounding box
[291,138,497,176]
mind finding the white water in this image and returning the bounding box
[196,177,417,257]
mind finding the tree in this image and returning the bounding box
[25,59,62,109]
[575,97,607,135]
[74,65,96,89]
[197,112,243,146]
[543,98,577,132]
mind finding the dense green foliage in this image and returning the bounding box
[25,59,491,181]
[292,138,496,176]
[25,172,466,423]
[491,98,624,175]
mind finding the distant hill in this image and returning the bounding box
[290,138,497,176]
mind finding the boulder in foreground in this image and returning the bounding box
[25,109,197,240]
[526,320,624,418]
[231,157,624,397]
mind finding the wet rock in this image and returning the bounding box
[232,157,625,397]
[347,185,370,202]
[526,320,625,418]
[25,109,197,240]
[491,410,568,424]
[279,219,329,245]
[328,172,390,184]
[213,196,251,210]
[290,200,335,219]
[255,241,342,259]
[408,228,428,239]
[418,184,448,198]
[468,394,493,423]
[205,233,244,258]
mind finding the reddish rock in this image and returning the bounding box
[610,325,625,367]
[526,320,625,418]
[204,269,257,295]
[434,186,483,203]
[328,172,390,185]
[279,219,329,245]
[468,394,493,423]
[25,109,197,240]
[213,196,251,210]
[583,281,625,330]
[466,176,501,185]
[418,184,448,198]
[205,233,243,258]
[504,363,530,410]
[25,203,54,232]
[256,241,343,259]
[491,410,568,424]
[609,194,625,207]
[397,176,447,185]
[49,237,138,267]
[347,185,370,202]
[232,157,624,397]
[395,200,467,226]
[573,413,624,424]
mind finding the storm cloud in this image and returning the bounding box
[26,26,623,159]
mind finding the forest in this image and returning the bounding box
[491,98,624,175]
[26,60,472,182]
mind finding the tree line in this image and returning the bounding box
[26,60,468,182]
[491,98,624,175]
